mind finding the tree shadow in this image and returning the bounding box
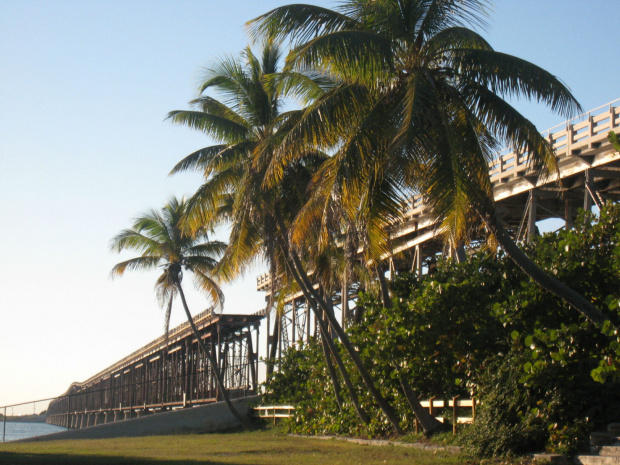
[0,452,246,465]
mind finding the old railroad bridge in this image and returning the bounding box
[46,99,620,429]
[47,310,262,428]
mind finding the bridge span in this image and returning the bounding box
[46,310,263,429]
[260,99,620,362]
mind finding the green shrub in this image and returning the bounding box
[264,203,620,455]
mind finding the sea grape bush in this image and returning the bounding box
[263,203,620,455]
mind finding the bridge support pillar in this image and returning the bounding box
[94,412,105,426]
[453,244,466,263]
[526,190,538,243]
[413,245,423,278]
[114,410,124,422]
[124,410,135,420]
[104,411,114,424]
[564,198,574,229]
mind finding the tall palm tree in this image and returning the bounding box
[248,0,611,329]
[109,196,250,428]
[167,42,377,426]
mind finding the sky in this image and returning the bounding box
[0,0,618,408]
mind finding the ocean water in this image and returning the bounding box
[0,421,67,442]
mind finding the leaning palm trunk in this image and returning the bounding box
[267,313,281,377]
[476,204,612,328]
[319,327,345,410]
[175,282,251,429]
[288,250,402,432]
[376,265,392,309]
[310,297,371,424]
[273,224,402,432]
[375,267,444,433]
[399,378,446,434]
[266,260,280,377]
[276,242,370,423]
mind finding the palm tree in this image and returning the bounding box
[248,0,611,330]
[109,196,250,428]
[167,42,378,426]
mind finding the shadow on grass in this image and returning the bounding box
[0,452,245,465]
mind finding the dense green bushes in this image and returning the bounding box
[263,203,620,456]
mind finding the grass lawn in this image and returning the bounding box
[0,429,467,465]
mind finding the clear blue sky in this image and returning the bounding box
[0,0,618,407]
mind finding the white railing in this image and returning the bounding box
[404,99,619,220]
[254,405,295,424]
[489,99,619,186]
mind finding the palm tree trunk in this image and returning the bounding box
[275,235,402,433]
[476,205,612,328]
[375,267,444,434]
[309,297,371,424]
[319,322,345,410]
[267,313,281,377]
[399,378,447,435]
[376,265,392,309]
[266,259,279,378]
[379,277,444,432]
[276,242,370,423]
[175,282,252,429]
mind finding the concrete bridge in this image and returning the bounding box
[46,309,263,429]
[261,98,620,360]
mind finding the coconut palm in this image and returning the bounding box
[109,196,250,428]
[248,0,611,330]
[167,42,380,426]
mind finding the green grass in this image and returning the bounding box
[0,429,466,464]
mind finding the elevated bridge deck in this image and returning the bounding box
[393,99,620,264]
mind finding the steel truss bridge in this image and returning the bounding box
[260,99,620,361]
[46,310,263,429]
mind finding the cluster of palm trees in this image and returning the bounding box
[110,0,611,434]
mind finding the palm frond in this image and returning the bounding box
[286,30,394,86]
[167,110,250,143]
[192,270,225,312]
[247,4,358,44]
[169,145,228,175]
[110,256,162,278]
[109,229,163,256]
[450,49,581,118]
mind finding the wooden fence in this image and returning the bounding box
[418,396,476,434]
[254,405,295,425]
[256,397,476,434]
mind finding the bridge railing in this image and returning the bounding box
[489,98,619,186]
[404,99,620,222]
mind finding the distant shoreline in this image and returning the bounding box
[1,415,47,424]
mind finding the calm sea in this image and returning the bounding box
[1,421,67,442]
